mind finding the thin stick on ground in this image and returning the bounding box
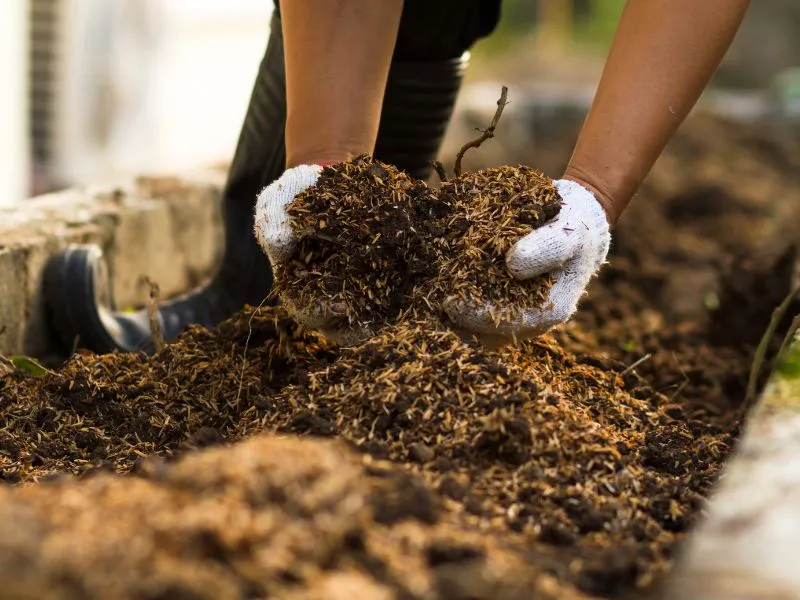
[432,160,449,182]
[620,353,652,377]
[235,294,271,407]
[453,85,509,177]
[0,329,10,371]
[142,277,165,353]
[745,283,800,409]
[667,351,691,402]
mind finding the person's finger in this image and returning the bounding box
[518,258,587,335]
[442,296,502,336]
[321,325,373,347]
[254,201,295,265]
[443,296,536,346]
[505,214,582,280]
[444,257,589,344]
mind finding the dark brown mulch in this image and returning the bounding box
[0,113,798,599]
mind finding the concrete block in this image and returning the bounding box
[109,196,183,308]
[0,217,108,357]
[135,171,225,289]
[0,169,224,357]
[0,246,28,355]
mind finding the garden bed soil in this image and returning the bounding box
[0,114,799,600]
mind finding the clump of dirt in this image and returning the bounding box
[426,166,561,323]
[275,317,734,596]
[275,156,562,338]
[275,155,441,333]
[0,436,574,600]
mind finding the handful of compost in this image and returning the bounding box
[438,174,610,346]
[255,156,446,345]
[256,157,609,347]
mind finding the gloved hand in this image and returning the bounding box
[444,178,611,345]
[254,164,322,265]
[254,164,370,345]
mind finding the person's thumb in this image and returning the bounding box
[506,218,581,280]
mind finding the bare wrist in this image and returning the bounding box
[286,149,359,170]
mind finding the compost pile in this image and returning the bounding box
[277,156,562,338]
[0,113,799,600]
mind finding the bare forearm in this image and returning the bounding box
[563,0,750,224]
[280,0,403,168]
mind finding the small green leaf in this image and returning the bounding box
[9,355,51,377]
[622,341,636,352]
[704,292,720,311]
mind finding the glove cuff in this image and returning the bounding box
[553,178,610,235]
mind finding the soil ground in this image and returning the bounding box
[0,114,799,600]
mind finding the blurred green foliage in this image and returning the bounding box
[472,1,535,56]
[475,0,626,58]
[574,0,626,50]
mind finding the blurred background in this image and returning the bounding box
[3,0,272,205]
[2,0,800,206]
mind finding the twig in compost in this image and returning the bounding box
[142,277,165,353]
[745,282,800,409]
[667,351,691,402]
[620,353,652,377]
[235,294,270,407]
[453,85,509,177]
[432,160,449,182]
[668,380,689,403]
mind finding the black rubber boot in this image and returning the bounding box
[43,11,475,355]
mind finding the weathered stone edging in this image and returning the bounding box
[667,329,800,599]
[0,171,224,357]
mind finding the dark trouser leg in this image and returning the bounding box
[43,1,501,355]
[376,0,501,178]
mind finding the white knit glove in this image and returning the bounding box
[444,179,611,345]
[254,164,322,265]
[254,164,371,345]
